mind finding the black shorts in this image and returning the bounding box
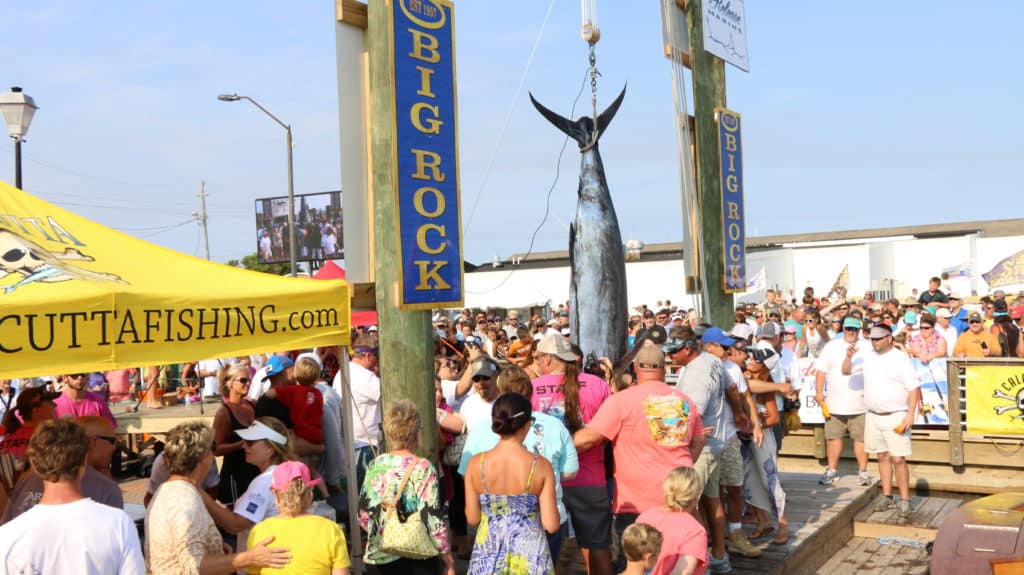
[563,485,612,549]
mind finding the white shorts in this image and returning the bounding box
[864,411,912,457]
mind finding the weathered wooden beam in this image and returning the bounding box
[336,0,368,29]
[685,0,732,328]
[349,281,376,310]
[367,0,437,461]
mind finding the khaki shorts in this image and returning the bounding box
[864,411,912,457]
[825,413,866,442]
[719,436,743,487]
[693,450,721,498]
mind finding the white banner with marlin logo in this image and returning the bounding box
[703,0,749,71]
[796,357,949,427]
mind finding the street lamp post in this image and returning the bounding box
[0,87,38,189]
[218,93,297,276]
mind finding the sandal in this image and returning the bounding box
[750,526,775,540]
[771,530,789,546]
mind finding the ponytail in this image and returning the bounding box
[561,360,583,434]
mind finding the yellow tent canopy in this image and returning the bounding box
[0,182,349,379]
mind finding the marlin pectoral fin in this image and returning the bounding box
[596,84,627,138]
[530,92,588,147]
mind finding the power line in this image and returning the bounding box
[463,0,558,237]
[0,142,193,188]
[466,67,589,296]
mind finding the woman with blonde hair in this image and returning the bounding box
[212,363,258,506]
[147,421,290,574]
[202,417,295,553]
[247,461,350,574]
[360,400,455,575]
[634,467,708,575]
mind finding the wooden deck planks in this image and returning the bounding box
[853,495,962,541]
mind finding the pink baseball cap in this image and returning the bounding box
[271,461,322,491]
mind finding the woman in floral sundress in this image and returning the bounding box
[465,393,560,575]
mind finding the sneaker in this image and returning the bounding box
[708,553,734,574]
[727,529,763,558]
[898,498,912,518]
[858,471,873,486]
[819,468,839,485]
[874,495,895,512]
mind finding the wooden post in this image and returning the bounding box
[367,0,438,461]
[947,359,964,466]
[685,0,732,328]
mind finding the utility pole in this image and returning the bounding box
[685,0,732,328]
[198,180,210,260]
[367,0,438,461]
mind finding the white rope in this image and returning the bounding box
[463,0,558,237]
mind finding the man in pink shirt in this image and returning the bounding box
[575,346,704,572]
[54,373,117,429]
[104,369,137,404]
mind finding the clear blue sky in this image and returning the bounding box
[1,1,1020,266]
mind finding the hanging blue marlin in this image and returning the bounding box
[530,86,629,367]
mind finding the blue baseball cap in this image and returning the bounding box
[842,317,863,330]
[264,355,295,380]
[702,327,737,347]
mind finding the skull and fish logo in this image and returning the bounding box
[0,228,127,294]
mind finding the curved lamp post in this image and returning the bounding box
[218,93,297,276]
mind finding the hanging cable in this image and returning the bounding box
[465,68,589,296]
[463,0,558,237]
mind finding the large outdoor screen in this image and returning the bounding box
[254,191,343,264]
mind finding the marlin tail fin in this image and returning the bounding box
[530,85,627,148]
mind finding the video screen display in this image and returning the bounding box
[255,191,343,264]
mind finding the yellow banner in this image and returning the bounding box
[0,182,349,379]
[965,365,1024,436]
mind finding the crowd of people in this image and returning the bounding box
[0,277,1021,574]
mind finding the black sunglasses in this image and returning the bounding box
[843,326,859,332]
[95,435,118,446]
[233,377,251,384]
[471,375,492,383]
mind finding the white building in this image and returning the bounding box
[464,218,1024,310]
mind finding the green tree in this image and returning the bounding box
[226,253,292,275]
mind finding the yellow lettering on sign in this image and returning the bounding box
[725,132,737,151]
[408,29,440,64]
[729,243,741,262]
[410,149,446,182]
[413,187,445,217]
[727,151,737,172]
[727,201,739,221]
[726,174,739,193]
[728,265,743,284]
[415,65,436,98]
[410,102,443,135]
[400,0,447,30]
[414,260,451,290]
[727,222,741,241]
[416,224,447,255]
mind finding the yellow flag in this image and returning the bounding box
[0,182,349,379]
[965,365,1024,436]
